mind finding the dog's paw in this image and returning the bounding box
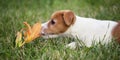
[66,42,76,49]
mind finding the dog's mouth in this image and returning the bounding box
[41,32,55,36]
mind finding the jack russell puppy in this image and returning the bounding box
[41,10,120,49]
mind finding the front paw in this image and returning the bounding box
[66,42,76,49]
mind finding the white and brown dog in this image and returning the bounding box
[41,10,120,49]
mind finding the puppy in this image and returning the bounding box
[41,10,120,49]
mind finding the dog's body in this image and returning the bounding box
[41,10,120,49]
[60,16,117,47]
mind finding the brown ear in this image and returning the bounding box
[63,10,75,26]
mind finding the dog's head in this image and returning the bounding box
[41,10,76,35]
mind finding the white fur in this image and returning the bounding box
[41,22,48,34]
[42,16,118,49]
[63,16,117,47]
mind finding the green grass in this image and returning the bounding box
[0,0,120,60]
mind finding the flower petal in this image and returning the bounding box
[31,22,41,39]
[23,22,32,36]
[15,32,23,47]
[24,22,41,43]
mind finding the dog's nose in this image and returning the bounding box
[41,22,48,35]
[41,27,46,35]
[41,31,45,35]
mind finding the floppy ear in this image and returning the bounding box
[63,11,75,26]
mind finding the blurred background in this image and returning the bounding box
[0,0,120,60]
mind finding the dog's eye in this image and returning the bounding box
[51,20,55,25]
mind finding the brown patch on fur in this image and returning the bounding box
[112,22,120,43]
[44,10,76,34]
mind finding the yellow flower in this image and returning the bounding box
[23,22,41,43]
[15,22,41,47]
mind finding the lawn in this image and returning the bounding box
[0,0,120,60]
